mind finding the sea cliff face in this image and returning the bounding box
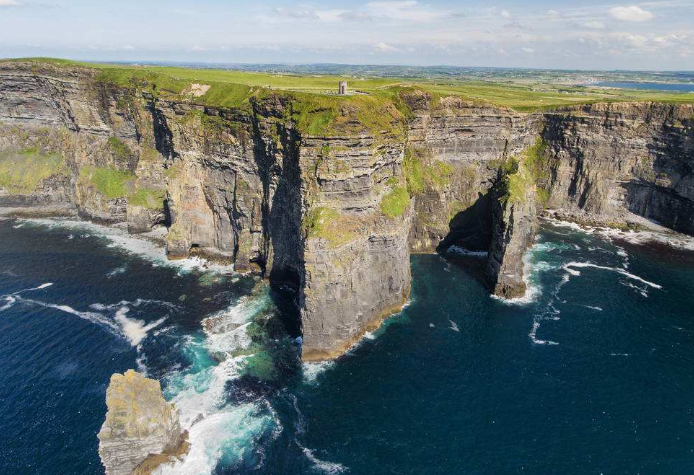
[543,102,694,233]
[1,60,692,359]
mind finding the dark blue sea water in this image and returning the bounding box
[2,218,694,475]
[594,81,694,92]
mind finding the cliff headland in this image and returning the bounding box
[1,58,692,359]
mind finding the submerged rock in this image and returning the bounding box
[98,370,188,475]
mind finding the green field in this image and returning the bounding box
[6,57,694,113]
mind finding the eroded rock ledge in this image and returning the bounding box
[1,60,692,358]
[98,370,188,475]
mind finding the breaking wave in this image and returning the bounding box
[157,294,277,475]
[20,219,234,274]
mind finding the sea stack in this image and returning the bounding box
[98,370,188,475]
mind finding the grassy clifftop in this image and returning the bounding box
[5,58,694,133]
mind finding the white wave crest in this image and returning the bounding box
[529,320,559,346]
[19,297,122,336]
[21,219,235,274]
[303,361,335,384]
[563,262,662,289]
[0,295,17,311]
[113,306,167,347]
[447,245,488,258]
[302,447,347,474]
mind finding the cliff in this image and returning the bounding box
[542,102,694,233]
[98,370,188,475]
[1,60,692,358]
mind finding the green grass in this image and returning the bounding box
[302,206,356,247]
[498,139,552,205]
[5,57,694,117]
[78,165,166,209]
[106,136,132,161]
[129,187,166,209]
[0,147,66,194]
[380,186,410,218]
[402,147,453,195]
[79,166,134,199]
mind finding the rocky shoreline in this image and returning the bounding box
[1,60,692,360]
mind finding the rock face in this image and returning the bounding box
[1,61,693,359]
[542,102,694,233]
[98,370,187,475]
[485,176,538,298]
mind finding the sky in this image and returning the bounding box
[1,0,693,71]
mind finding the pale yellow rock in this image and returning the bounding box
[98,370,186,475]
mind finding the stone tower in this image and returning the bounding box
[338,81,348,95]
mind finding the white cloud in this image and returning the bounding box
[522,47,535,53]
[374,42,399,52]
[583,20,606,29]
[609,5,654,22]
[501,9,511,19]
[365,1,449,22]
[0,0,21,6]
[274,7,318,20]
[546,9,561,19]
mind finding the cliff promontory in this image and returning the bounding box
[1,60,692,359]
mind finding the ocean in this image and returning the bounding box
[2,218,694,475]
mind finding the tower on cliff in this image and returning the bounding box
[338,81,348,95]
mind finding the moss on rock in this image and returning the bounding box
[302,206,357,247]
[0,147,67,194]
[380,186,410,218]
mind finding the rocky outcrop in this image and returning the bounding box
[485,168,538,298]
[98,370,188,475]
[1,61,693,359]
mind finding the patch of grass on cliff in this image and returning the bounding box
[523,138,552,206]
[499,141,549,206]
[504,164,533,204]
[107,137,133,161]
[0,148,66,194]
[79,166,134,199]
[380,186,410,218]
[129,188,166,209]
[403,147,453,195]
[403,148,426,195]
[303,206,356,247]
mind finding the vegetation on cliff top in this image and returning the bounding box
[9,58,694,118]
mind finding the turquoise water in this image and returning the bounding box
[2,218,694,474]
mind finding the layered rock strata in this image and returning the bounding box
[1,60,693,358]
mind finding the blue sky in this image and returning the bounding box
[1,0,693,70]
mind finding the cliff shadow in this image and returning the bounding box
[249,112,305,343]
[437,190,493,285]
